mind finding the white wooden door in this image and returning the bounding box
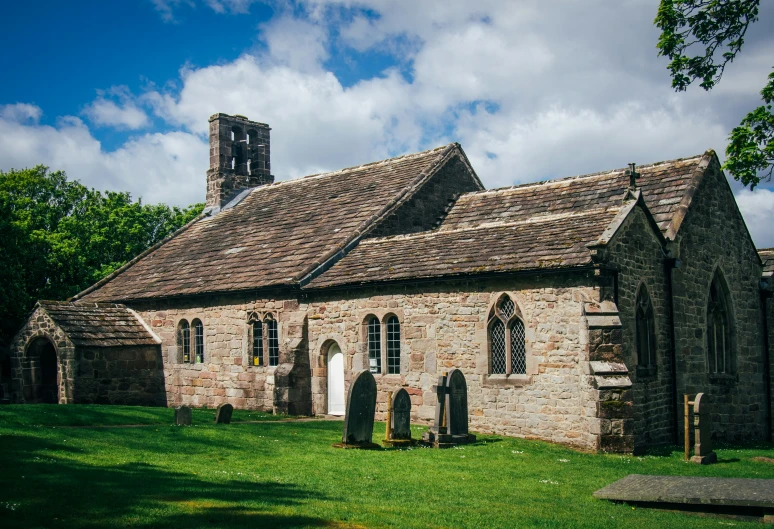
[327,344,345,416]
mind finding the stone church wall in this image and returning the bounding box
[605,205,675,449]
[134,293,304,410]
[305,273,604,450]
[670,159,767,442]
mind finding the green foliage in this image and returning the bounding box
[655,0,773,188]
[0,166,203,345]
[3,404,774,528]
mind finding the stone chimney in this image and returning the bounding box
[206,113,272,210]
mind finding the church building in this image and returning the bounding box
[8,113,774,453]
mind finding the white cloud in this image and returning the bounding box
[736,188,774,248]
[205,0,258,14]
[260,16,330,72]
[1,103,43,123]
[150,0,194,23]
[83,87,150,130]
[0,109,206,206]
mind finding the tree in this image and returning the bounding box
[0,166,203,345]
[655,0,773,189]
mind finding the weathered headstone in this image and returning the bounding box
[690,393,717,464]
[334,370,379,449]
[215,403,233,424]
[391,388,412,440]
[422,369,476,447]
[174,405,192,426]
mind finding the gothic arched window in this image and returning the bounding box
[366,315,381,374]
[488,294,526,375]
[707,273,734,374]
[635,285,656,372]
[251,321,263,366]
[266,315,279,367]
[177,319,191,364]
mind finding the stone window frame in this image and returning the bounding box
[706,268,736,381]
[247,311,280,368]
[634,283,657,378]
[364,314,382,374]
[481,292,535,387]
[357,308,406,378]
[176,319,192,364]
[191,319,205,364]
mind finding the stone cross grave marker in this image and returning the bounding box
[337,370,378,448]
[391,388,412,441]
[215,403,233,424]
[691,393,717,464]
[174,405,192,426]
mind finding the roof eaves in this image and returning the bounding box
[297,143,462,286]
[69,212,207,302]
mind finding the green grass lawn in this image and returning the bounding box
[2,405,774,528]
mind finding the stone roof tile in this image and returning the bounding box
[760,248,774,277]
[39,301,159,347]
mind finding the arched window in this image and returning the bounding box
[635,285,656,372]
[386,316,401,375]
[707,273,733,374]
[192,319,204,364]
[177,320,191,364]
[366,316,381,374]
[266,316,279,367]
[488,294,526,375]
[251,321,263,366]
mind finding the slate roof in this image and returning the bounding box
[39,301,159,347]
[79,144,459,302]
[760,248,774,277]
[306,154,709,289]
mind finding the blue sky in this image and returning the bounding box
[1,0,773,246]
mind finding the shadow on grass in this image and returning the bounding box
[0,434,331,529]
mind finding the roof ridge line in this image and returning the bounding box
[457,153,707,199]
[663,150,715,241]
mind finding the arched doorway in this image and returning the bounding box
[24,337,59,404]
[327,343,345,416]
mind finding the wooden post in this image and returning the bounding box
[384,391,393,442]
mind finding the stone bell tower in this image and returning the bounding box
[205,113,273,210]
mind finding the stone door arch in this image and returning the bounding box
[23,336,60,403]
[327,342,345,416]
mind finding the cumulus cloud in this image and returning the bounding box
[205,0,259,14]
[83,87,150,129]
[1,103,43,123]
[736,188,774,248]
[0,109,206,206]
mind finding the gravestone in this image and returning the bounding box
[422,369,476,447]
[174,405,192,426]
[215,403,233,424]
[690,393,717,464]
[391,388,412,440]
[334,370,379,449]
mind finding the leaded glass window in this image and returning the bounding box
[178,320,191,364]
[386,316,401,374]
[635,286,656,369]
[489,294,527,376]
[252,321,263,366]
[267,318,279,367]
[367,316,381,373]
[193,319,204,363]
[707,274,733,374]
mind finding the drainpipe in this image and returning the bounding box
[665,257,680,445]
[761,282,772,441]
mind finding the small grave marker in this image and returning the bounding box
[333,370,379,449]
[383,388,416,447]
[422,368,476,448]
[174,405,192,426]
[215,403,233,424]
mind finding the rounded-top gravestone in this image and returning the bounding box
[446,368,469,436]
[215,403,233,424]
[391,388,412,440]
[340,370,378,447]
